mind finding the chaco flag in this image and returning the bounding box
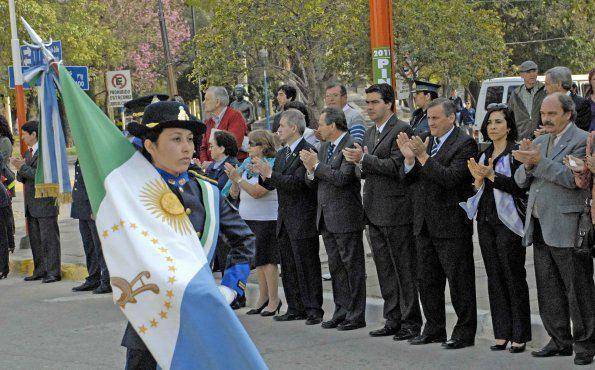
[57,64,266,370]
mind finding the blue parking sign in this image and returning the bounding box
[20,40,62,68]
[8,65,89,90]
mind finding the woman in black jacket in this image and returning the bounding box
[465,104,530,353]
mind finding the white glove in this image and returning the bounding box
[218,285,237,304]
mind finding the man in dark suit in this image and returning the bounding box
[301,107,366,330]
[343,83,422,341]
[11,121,62,283]
[544,66,592,131]
[253,108,324,325]
[71,160,111,293]
[397,97,478,349]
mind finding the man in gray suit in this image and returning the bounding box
[325,84,367,143]
[301,107,366,330]
[514,92,595,365]
[344,83,422,340]
[11,121,61,283]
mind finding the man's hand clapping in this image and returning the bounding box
[299,149,318,173]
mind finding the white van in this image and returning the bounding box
[473,74,589,141]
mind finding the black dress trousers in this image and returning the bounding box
[79,219,110,286]
[28,215,61,278]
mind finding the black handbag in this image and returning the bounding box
[575,198,595,257]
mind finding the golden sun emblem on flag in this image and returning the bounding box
[140,179,193,235]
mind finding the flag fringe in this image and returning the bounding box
[35,183,72,204]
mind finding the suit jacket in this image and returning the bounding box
[70,160,93,220]
[16,150,59,218]
[571,94,592,132]
[199,108,248,162]
[359,115,413,227]
[263,138,318,240]
[306,133,363,234]
[205,156,239,190]
[403,127,478,238]
[514,122,588,248]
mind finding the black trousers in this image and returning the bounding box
[533,219,595,353]
[368,223,422,331]
[478,220,531,342]
[125,349,156,370]
[277,224,323,317]
[78,219,110,286]
[0,206,13,274]
[28,215,61,278]
[321,221,366,323]
[415,226,477,341]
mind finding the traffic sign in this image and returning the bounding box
[20,40,62,68]
[106,70,133,107]
[8,65,90,90]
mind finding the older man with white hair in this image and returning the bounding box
[544,66,592,131]
[199,86,248,164]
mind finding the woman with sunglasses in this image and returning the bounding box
[462,103,531,352]
[224,130,282,316]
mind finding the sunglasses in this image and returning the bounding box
[248,141,263,147]
[487,103,509,111]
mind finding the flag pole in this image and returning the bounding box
[9,0,28,156]
[157,0,178,99]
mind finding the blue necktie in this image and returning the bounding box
[430,137,441,156]
[327,143,336,163]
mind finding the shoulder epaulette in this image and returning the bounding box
[188,170,218,186]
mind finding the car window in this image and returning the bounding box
[485,86,503,110]
[506,85,521,102]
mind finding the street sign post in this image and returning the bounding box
[106,70,133,107]
[8,65,89,90]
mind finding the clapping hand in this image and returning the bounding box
[533,126,546,138]
[343,143,367,164]
[299,149,318,172]
[513,139,541,169]
[251,157,273,179]
[10,157,25,171]
[223,162,242,183]
[563,155,585,172]
[468,157,494,188]
[586,155,595,174]
[396,132,415,165]
[410,136,430,164]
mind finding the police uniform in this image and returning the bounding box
[410,80,441,137]
[121,101,256,369]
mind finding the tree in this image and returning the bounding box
[190,0,370,117]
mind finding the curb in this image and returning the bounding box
[9,258,89,281]
[8,258,548,344]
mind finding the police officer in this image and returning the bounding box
[410,80,440,137]
[121,101,256,369]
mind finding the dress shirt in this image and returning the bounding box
[358,114,393,166]
[286,136,303,154]
[31,142,39,156]
[213,107,227,128]
[308,132,347,178]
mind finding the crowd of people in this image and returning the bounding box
[1,63,595,367]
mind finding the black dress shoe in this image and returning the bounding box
[337,320,366,331]
[305,316,323,325]
[490,340,509,351]
[273,313,307,322]
[42,276,61,283]
[369,325,399,337]
[442,338,474,349]
[321,317,345,329]
[509,343,525,353]
[409,333,447,345]
[72,281,100,292]
[574,353,594,365]
[531,345,573,357]
[246,300,269,315]
[24,274,45,281]
[92,285,112,294]
[261,301,282,317]
[393,328,420,341]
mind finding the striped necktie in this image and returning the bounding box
[327,143,336,163]
[284,146,292,161]
[430,137,441,156]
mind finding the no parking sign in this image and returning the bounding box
[106,70,132,107]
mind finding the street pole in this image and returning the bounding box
[369,0,397,112]
[9,0,28,156]
[157,0,178,99]
[190,6,204,120]
[258,49,270,131]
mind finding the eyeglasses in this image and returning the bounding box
[325,93,343,99]
[248,141,262,147]
[487,103,509,111]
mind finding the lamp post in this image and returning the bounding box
[258,48,270,131]
[190,6,204,119]
[157,0,178,99]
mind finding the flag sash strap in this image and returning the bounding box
[196,178,220,263]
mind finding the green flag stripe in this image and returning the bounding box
[58,65,136,214]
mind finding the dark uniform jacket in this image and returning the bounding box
[16,149,59,218]
[306,133,363,234]
[359,115,413,227]
[571,93,592,131]
[122,170,255,350]
[410,108,429,137]
[70,160,93,220]
[402,127,478,238]
[263,138,318,240]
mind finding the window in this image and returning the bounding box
[484,86,503,110]
[506,85,521,102]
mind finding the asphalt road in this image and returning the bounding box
[0,277,576,370]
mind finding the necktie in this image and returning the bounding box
[430,137,441,156]
[376,129,381,143]
[327,143,336,163]
[546,134,556,157]
[284,146,292,161]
